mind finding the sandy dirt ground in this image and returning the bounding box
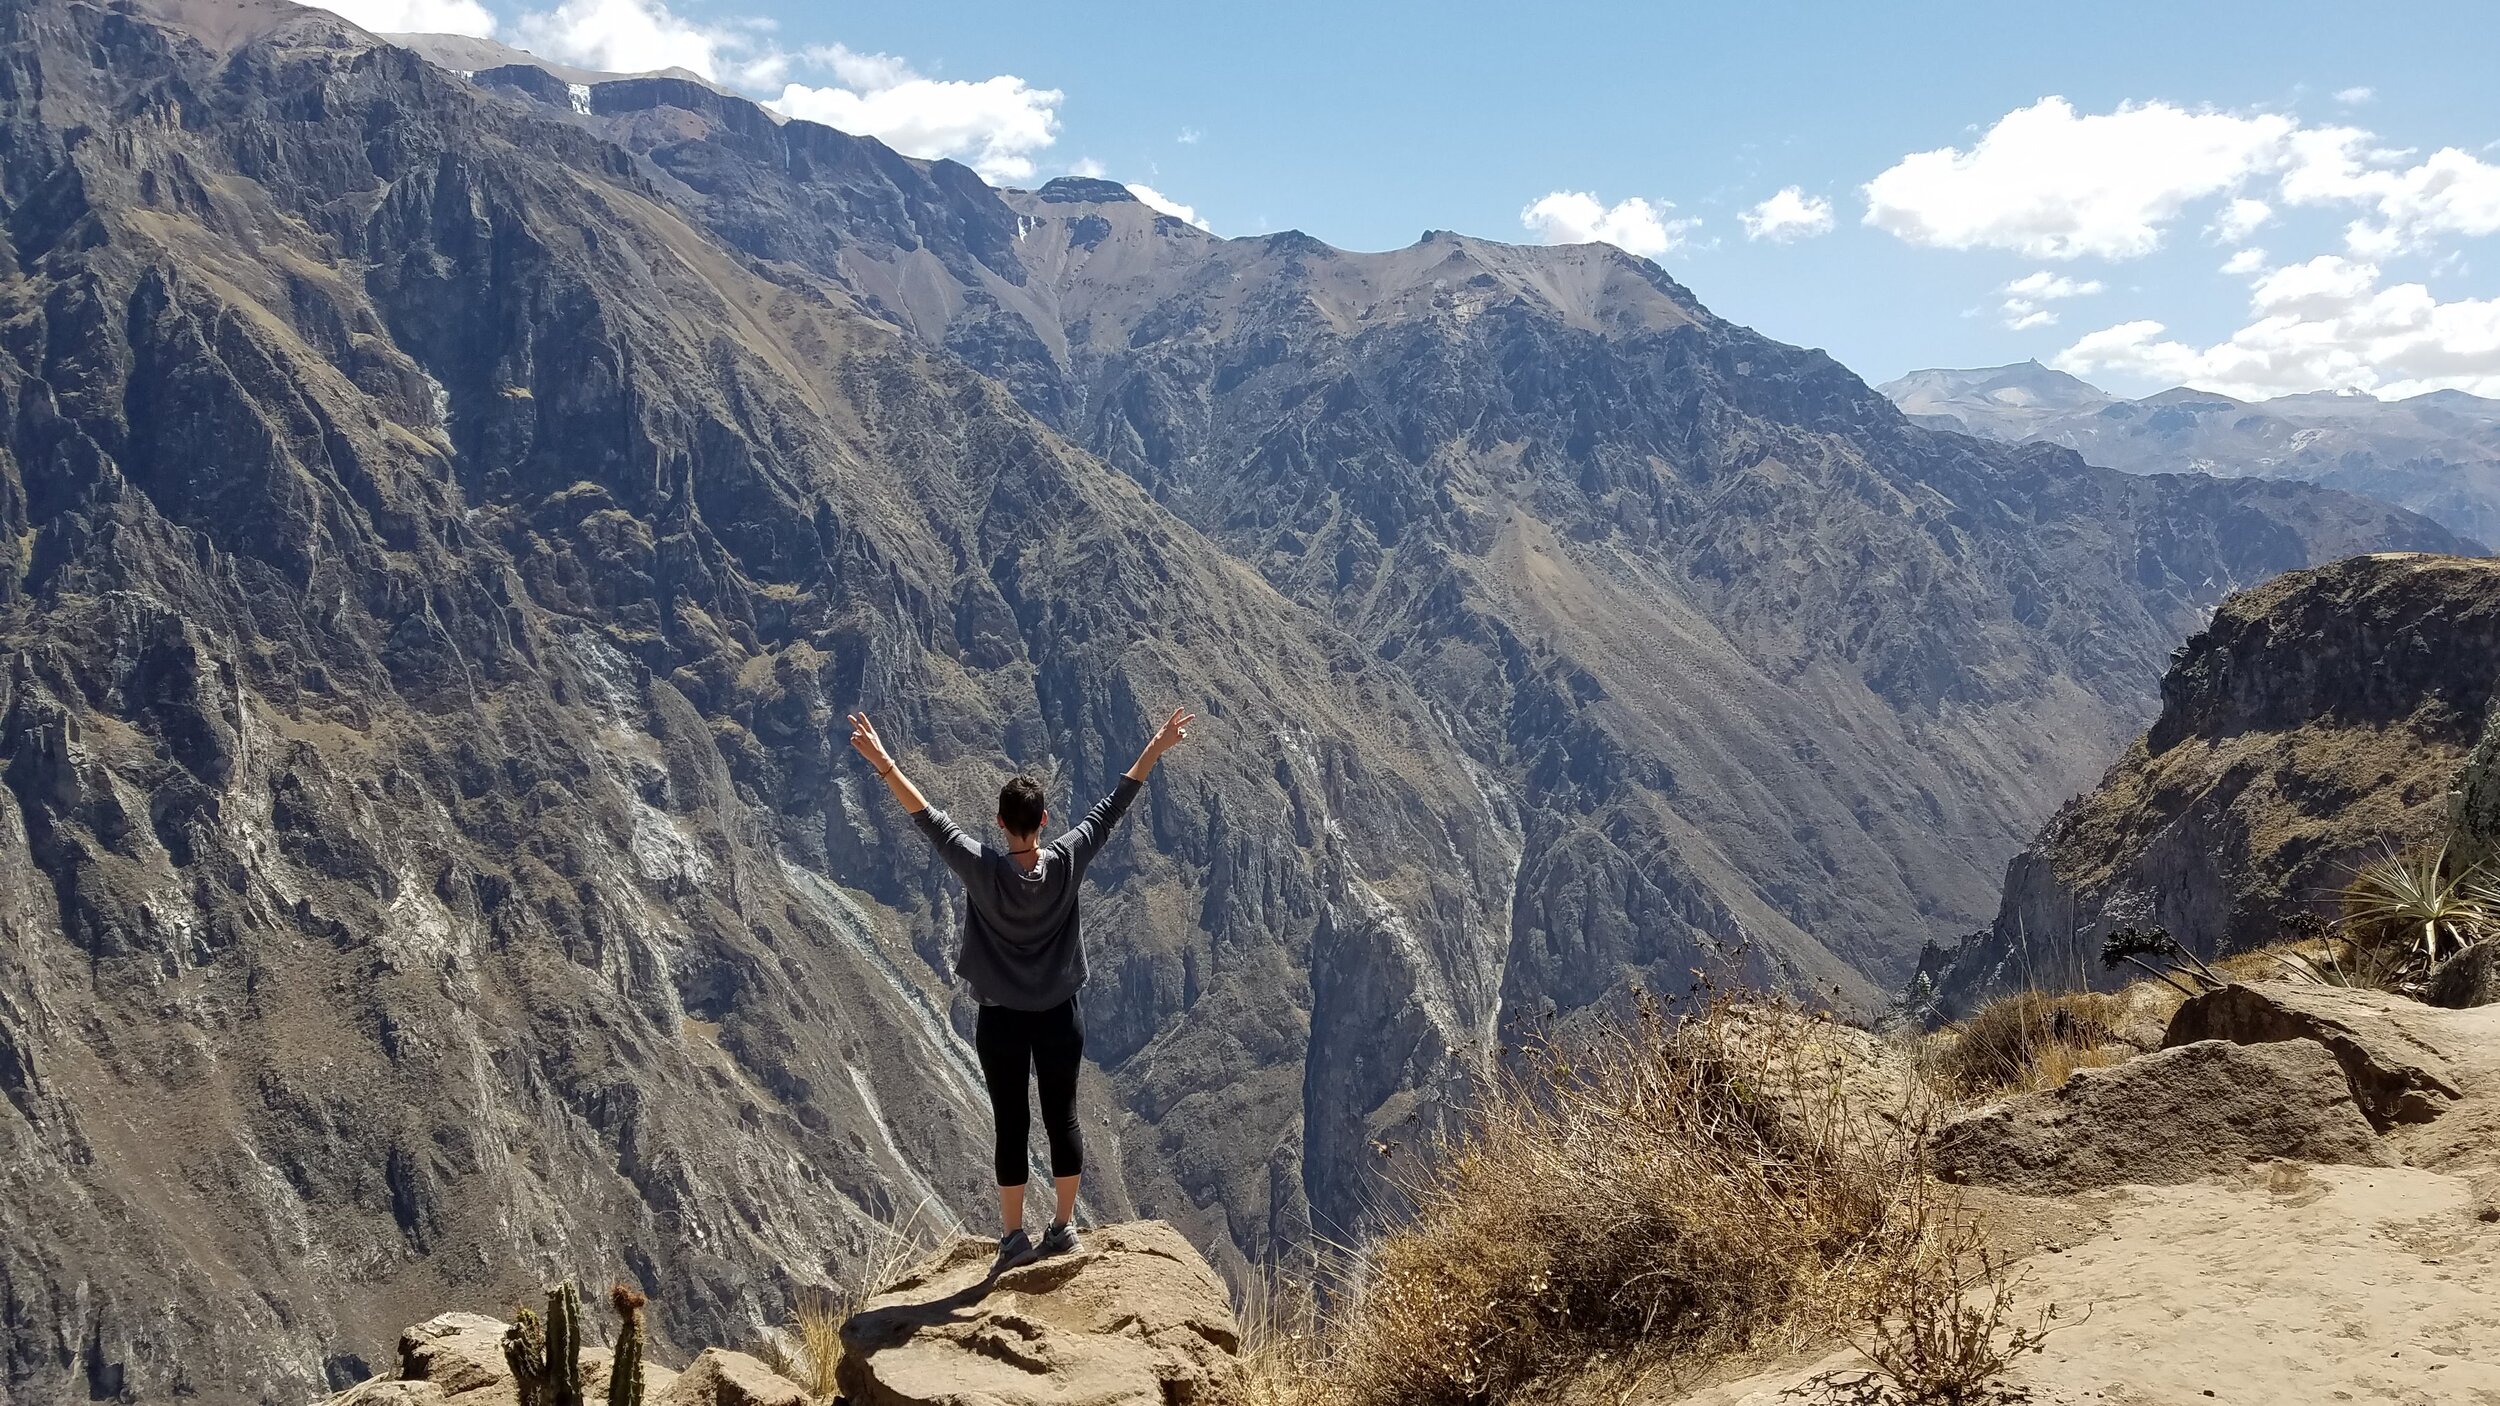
[1666,1163,2500,1406]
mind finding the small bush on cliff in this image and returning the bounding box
[1934,991,2123,1096]
[1261,994,1937,1406]
[1788,1212,2068,1406]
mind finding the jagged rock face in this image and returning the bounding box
[0,3,1514,1400]
[564,76,2463,997]
[0,4,2472,1403]
[1927,555,2500,1013]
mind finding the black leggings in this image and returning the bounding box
[974,999,1085,1187]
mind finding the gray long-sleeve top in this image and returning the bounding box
[910,776,1143,1010]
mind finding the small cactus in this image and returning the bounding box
[503,1282,585,1406]
[607,1284,647,1406]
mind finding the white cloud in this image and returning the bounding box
[1869,94,2500,267]
[513,0,758,80]
[768,43,1063,183]
[2335,86,2376,106]
[1518,191,1697,257]
[305,0,496,36]
[2210,196,2273,243]
[2004,271,2104,300]
[2054,253,2500,399]
[1177,126,1203,145]
[2302,146,2500,255]
[1127,182,1211,231]
[505,2,1063,182]
[1067,157,1108,179]
[2221,247,2269,275]
[1864,97,2298,259]
[1738,186,1835,242]
[1998,270,2102,330]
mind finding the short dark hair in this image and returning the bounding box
[997,775,1047,835]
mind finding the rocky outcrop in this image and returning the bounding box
[837,1222,1243,1406]
[2163,981,2500,1127]
[1930,1038,2389,1195]
[1929,555,2500,1013]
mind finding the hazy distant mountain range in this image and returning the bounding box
[1880,362,2500,545]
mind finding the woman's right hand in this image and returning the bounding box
[848,711,893,771]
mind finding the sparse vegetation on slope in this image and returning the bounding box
[1248,996,1945,1406]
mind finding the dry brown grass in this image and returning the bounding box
[1932,991,2124,1098]
[757,1202,954,1399]
[1245,994,1942,1406]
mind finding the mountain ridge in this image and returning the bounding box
[1880,361,2500,544]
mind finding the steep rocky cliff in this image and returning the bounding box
[0,2,2474,1402]
[1927,554,2500,1011]
[0,1,1518,1397]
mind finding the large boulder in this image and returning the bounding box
[1931,1039,2389,1195]
[2161,981,2492,1126]
[2428,942,2500,1010]
[837,1221,1244,1406]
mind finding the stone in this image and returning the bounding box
[837,1221,1244,1406]
[2428,941,2500,1010]
[395,1314,511,1398]
[2162,981,2479,1127]
[652,1349,809,1406]
[1931,1038,2389,1195]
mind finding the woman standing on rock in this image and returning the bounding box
[847,705,1194,1276]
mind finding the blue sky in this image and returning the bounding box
[332,0,2500,400]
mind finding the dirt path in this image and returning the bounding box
[1667,1163,2500,1406]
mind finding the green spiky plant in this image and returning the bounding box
[503,1280,649,1406]
[2336,842,2498,986]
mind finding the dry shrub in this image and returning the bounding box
[1259,994,1939,1406]
[758,1202,954,1398]
[1788,1203,2071,1406]
[1934,991,2122,1097]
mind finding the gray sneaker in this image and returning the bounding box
[990,1228,1038,1278]
[1037,1221,1080,1258]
